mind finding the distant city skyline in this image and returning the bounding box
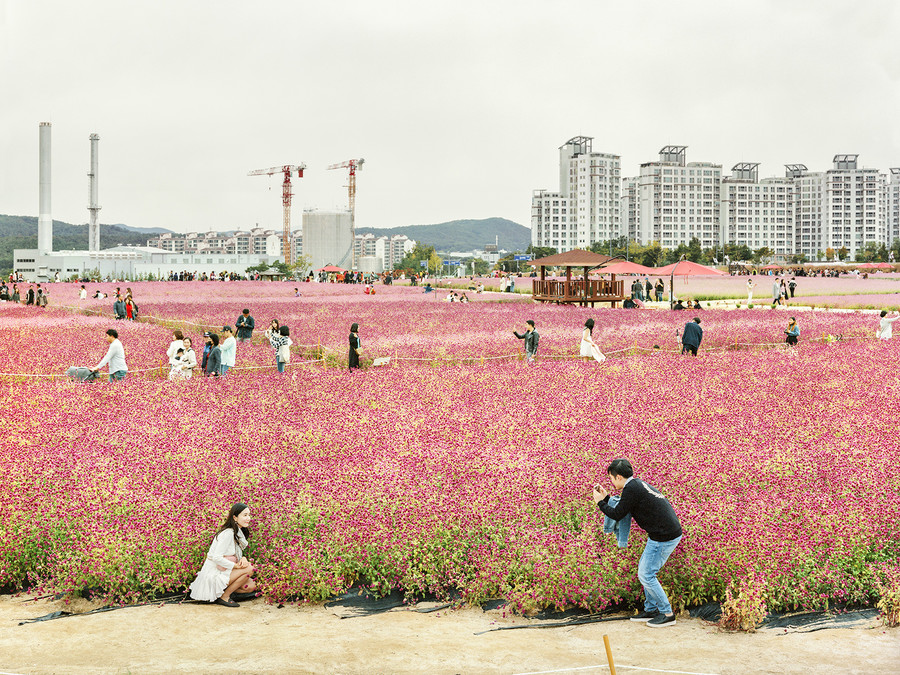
[3,1,900,234]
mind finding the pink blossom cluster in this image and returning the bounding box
[1,290,899,615]
[21,282,884,372]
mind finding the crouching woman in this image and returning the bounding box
[189,503,258,607]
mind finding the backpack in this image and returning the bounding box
[278,343,291,364]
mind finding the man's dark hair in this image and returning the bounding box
[242,309,250,315]
[106,329,118,339]
[607,458,633,479]
[693,317,701,324]
[279,325,290,337]
[526,319,535,328]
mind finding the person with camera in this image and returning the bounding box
[785,317,799,346]
[265,322,292,373]
[593,459,682,628]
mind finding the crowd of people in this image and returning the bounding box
[86,304,369,381]
[0,282,48,306]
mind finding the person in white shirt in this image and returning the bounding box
[219,325,237,376]
[166,330,185,364]
[746,278,754,303]
[79,285,87,300]
[189,503,257,607]
[878,310,900,340]
[92,329,128,382]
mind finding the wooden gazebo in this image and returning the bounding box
[529,249,625,307]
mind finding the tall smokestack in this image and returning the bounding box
[38,122,52,255]
[88,134,101,252]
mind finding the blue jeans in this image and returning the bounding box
[638,535,682,615]
[525,350,536,365]
[109,370,127,382]
[277,359,285,373]
[220,364,230,377]
[602,496,631,548]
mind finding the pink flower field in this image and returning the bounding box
[1,283,899,622]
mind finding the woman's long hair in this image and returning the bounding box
[584,318,594,333]
[217,502,251,548]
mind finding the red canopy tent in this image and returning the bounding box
[598,260,655,275]
[876,262,895,270]
[654,260,725,308]
[317,265,347,272]
[760,264,782,271]
[655,261,726,276]
[856,262,878,269]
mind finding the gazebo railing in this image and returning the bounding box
[532,279,624,301]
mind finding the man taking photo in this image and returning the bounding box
[593,458,682,627]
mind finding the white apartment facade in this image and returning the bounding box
[147,228,301,260]
[722,164,795,261]
[353,233,416,272]
[885,168,900,251]
[630,146,724,250]
[795,155,885,260]
[531,136,620,250]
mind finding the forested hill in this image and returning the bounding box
[356,217,529,252]
[0,215,153,272]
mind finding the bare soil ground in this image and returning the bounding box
[1,595,897,674]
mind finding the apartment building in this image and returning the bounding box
[628,146,723,250]
[795,155,885,260]
[148,228,301,260]
[722,163,795,261]
[354,233,416,271]
[531,136,620,249]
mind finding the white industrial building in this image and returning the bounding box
[531,137,620,250]
[722,164,795,261]
[303,209,352,270]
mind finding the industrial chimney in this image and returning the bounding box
[37,122,52,255]
[88,134,101,252]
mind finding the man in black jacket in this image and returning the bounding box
[513,320,539,365]
[594,458,682,628]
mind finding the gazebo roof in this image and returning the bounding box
[529,249,615,267]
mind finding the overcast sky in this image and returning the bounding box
[2,0,900,234]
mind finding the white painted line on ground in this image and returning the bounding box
[0,670,30,675]
[513,665,722,675]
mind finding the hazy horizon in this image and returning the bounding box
[3,1,900,234]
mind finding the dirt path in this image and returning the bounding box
[1,595,897,674]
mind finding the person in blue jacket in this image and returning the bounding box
[680,317,702,356]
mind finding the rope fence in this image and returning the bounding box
[0,302,880,381]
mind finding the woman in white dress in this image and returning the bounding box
[189,503,257,607]
[580,319,606,362]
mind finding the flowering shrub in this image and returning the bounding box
[26,282,884,371]
[1,286,899,624]
[719,577,768,632]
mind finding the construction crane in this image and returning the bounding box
[248,164,306,265]
[327,158,364,270]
